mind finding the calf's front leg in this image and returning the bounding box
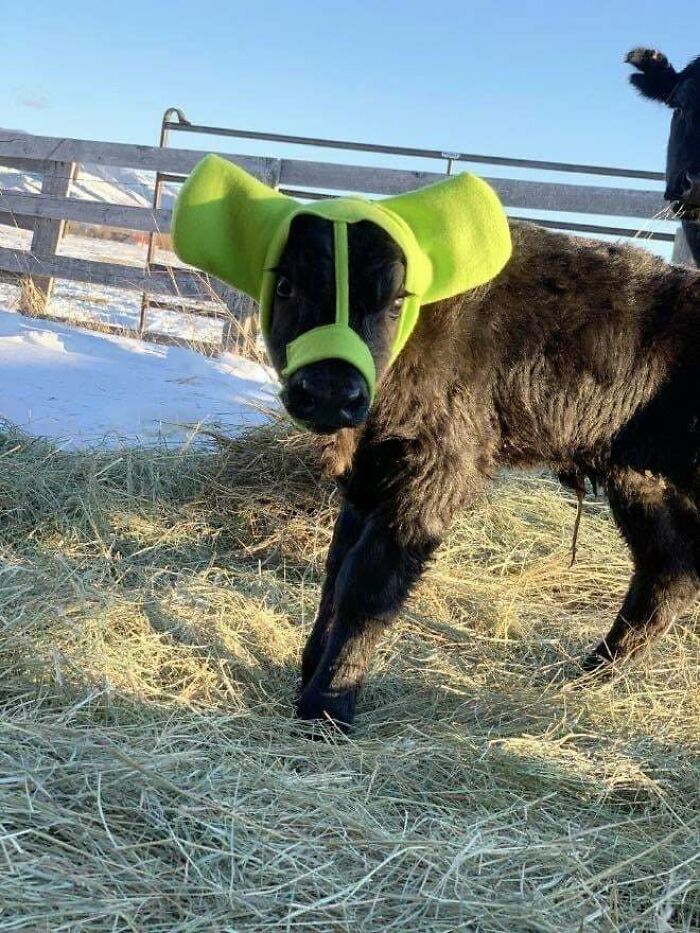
[296,513,438,730]
[300,501,366,688]
[297,404,493,731]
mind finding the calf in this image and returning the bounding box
[173,149,700,733]
[271,217,700,730]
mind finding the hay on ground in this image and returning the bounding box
[0,423,697,931]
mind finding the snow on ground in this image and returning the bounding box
[0,306,278,448]
[0,161,279,447]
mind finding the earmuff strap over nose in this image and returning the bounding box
[334,221,350,327]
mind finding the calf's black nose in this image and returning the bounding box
[283,362,370,433]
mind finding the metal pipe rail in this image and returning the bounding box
[163,118,666,182]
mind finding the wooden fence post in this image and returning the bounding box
[20,160,77,315]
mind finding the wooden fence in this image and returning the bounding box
[0,128,688,355]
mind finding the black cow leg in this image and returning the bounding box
[296,517,437,731]
[300,501,366,689]
[583,469,700,672]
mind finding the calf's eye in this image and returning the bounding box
[276,276,294,299]
[390,296,405,317]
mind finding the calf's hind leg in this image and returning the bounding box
[583,468,700,672]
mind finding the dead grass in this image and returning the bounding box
[0,423,697,931]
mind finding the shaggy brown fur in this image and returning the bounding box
[270,217,700,731]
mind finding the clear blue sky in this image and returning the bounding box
[3,0,698,173]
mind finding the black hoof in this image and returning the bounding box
[295,686,357,735]
[580,643,616,679]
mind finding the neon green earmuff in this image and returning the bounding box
[171,155,512,400]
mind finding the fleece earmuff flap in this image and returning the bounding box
[171,155,512,397]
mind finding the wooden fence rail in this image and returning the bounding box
[0,192,170,233]
[0,129,688,356]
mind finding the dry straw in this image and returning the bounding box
[0,421,697,931]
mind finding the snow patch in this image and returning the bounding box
[0,307,278,448]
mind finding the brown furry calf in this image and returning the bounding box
[266,215,700,731]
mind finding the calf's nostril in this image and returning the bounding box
[342,387,368,415]
[292,379,316,416]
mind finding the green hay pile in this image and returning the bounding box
[0,424,697,931]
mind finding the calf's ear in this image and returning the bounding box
[626,48,679,104]
[171,155,296,299]
[382,173,512,302]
